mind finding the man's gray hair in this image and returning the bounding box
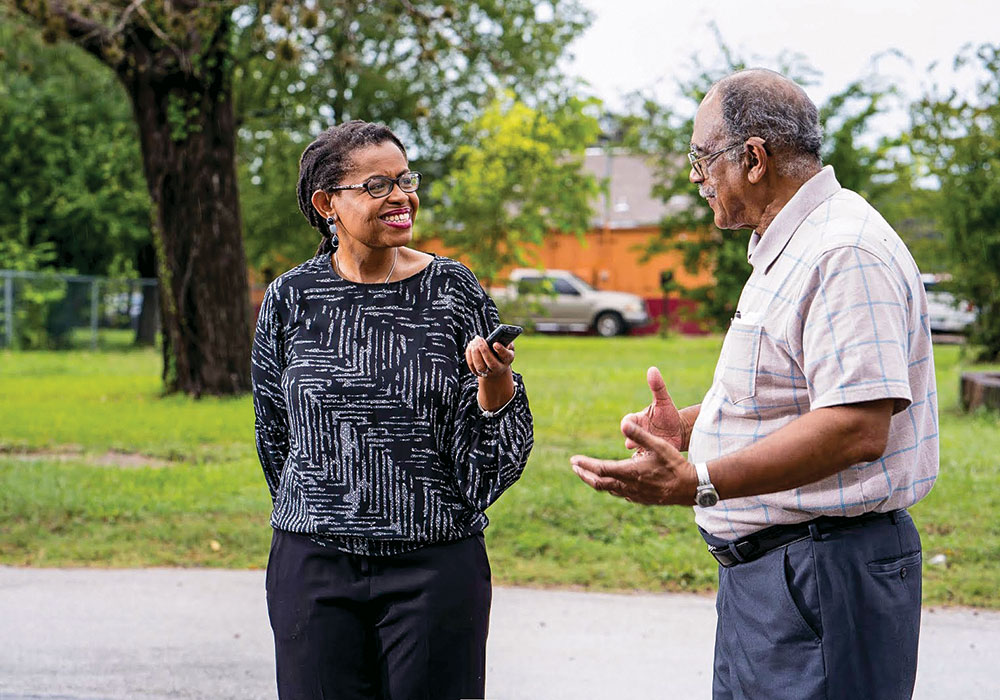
[715,69,823,180]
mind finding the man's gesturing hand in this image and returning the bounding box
[622,367,686,452]
[572,420,698,506]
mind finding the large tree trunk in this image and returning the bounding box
[134,242,159,346]
[10,4,252,394]
[120,32,252,396]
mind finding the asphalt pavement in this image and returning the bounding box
[1,566,998,699]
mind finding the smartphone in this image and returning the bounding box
[485,324,523,357]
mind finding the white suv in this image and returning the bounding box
[491,269,651,336]
[922,273,976,333]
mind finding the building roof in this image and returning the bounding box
[583,149,688,229]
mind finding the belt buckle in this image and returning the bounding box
[708,538,759,567]
[708,545,737,567]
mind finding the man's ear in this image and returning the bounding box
[311,189,335,220]
[744,137,768,184]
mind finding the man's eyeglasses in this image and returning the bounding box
[329,171,422,198]
[688,143,743,179]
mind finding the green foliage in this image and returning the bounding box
[0,238,55,272]
[233,0,593,272]
[0,18,151,277]
[0,236,67,349]
[238,130,314,275]
[609,46,816,329]
[613,37,928,330]
[4,2,593,278]
[912,44,1000,360]
[165,92,203,142]
[234,0,591,161]
[428,94,602,284]
[2,339,999,607]
[820,79,944,272]
[0,17,154,348]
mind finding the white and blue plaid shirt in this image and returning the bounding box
[690,166,939,540]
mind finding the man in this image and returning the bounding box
[572,69,938,700]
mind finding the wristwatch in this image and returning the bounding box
[694,462,719,508]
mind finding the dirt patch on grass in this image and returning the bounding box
[0,445,175,469]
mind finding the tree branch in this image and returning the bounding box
[18,0,114,58]
[113,0,146,35]
[133,2,185,62]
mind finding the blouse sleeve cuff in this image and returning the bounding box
[477,385,520,418]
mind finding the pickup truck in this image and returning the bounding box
[490,268,651,336]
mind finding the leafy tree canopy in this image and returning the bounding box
[912,43,1000,360]
[4,1,593,278]
[610,33,926,330]
[3,0,592,391]
[428,93,602,285]
[234,0,593,274]
[0,17,150,277]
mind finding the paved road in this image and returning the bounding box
[1,567,998,699]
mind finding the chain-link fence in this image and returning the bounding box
[0,270,159,350]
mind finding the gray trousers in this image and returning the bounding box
[705,511,922,700]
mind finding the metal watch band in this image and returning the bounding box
[695,461,712,488]
[694,461,719,508]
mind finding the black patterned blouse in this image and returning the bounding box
[251,253,533,556]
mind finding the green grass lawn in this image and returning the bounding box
[1,336,998,606]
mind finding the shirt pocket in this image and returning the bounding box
[721,321,763,404]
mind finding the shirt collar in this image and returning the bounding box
[747,165,841,272]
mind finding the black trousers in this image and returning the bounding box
[265,529,492,700]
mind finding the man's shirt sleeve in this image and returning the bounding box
[787,245,913,414]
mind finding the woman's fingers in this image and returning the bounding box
[465,336,515,378]
[465,337,491,377]
[491,341,515,364]
[466,339,489,376]
[465,340,476,373]
[481,337,515,371]
[471,341,491,377]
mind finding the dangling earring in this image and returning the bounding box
[326,216,339,249]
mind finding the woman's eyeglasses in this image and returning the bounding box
[329,171,422,198]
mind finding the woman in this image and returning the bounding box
[251,120,533,700]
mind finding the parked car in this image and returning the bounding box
[922,273,977,333]
[490,269,650,336]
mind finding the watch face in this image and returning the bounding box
[696,487,719,508]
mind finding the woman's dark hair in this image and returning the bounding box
[297,120,408,255]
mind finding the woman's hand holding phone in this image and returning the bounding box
[464,324,522,412]
[464,334,516,379]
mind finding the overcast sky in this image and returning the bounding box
[564,0,997,119]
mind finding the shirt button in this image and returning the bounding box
[900,567,908,579]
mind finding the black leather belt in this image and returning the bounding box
[706,510,901,568]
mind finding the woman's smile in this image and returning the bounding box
[379,207,412,229]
